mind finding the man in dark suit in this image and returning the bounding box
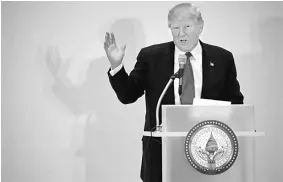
[104,2,243,182]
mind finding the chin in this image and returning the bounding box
[174,39,197,52]
[177,45,192,52]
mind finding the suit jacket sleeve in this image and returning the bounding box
[225,53,244,104]
[107,48,148,104]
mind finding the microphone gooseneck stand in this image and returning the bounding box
[155,70,181,132]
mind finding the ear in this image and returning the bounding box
[198,24,204,35]
[168,28,173,36]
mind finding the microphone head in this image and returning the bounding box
[178,54,187,66]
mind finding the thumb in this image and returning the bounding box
[120,44,126,52]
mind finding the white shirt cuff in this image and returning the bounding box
[109,63,123,76]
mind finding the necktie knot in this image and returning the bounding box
[185,52,192,60]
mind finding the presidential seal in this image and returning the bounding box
[184,120,238,175]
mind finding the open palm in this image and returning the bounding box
[104,32,126,69]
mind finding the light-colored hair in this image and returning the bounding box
[168,3,204,28]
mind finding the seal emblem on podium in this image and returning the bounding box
[184,120,238,175]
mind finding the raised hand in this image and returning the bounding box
[104,32,126,69]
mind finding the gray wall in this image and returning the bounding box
[2,1,283,182]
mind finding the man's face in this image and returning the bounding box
[169,12,203,52]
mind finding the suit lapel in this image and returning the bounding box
[200,41,214,98]
[161,42,175,105]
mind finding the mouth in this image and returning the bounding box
[180,39,188,44]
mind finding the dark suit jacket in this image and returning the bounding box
[108,40,244,182]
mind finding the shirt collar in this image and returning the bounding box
[175,41,202,59]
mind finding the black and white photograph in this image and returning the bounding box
[1,1,283,182]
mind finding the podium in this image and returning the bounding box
[158,105,264,182]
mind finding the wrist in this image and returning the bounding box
[111,62,121,70]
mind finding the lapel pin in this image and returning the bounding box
[210,62,214,66]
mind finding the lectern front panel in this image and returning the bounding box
[162,105,255,182]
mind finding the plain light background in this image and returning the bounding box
[1,1,283,182]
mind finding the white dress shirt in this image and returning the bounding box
[109,41,203,105]
[174,41,203,104]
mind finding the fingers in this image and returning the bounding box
[104,41,109,50]
[104,32,110,49]
[104,32,117,50]
[111,32,116,45]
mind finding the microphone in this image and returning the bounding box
[178,54,187,95]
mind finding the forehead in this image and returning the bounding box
[170,15,196,26]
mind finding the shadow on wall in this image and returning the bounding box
[44,18,146,182]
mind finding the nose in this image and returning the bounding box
[179,27,185,36]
